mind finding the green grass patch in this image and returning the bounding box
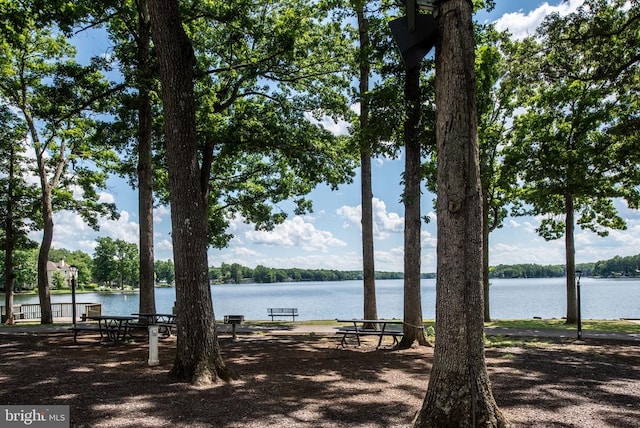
[485,318,640,333]
[484,334,555,348]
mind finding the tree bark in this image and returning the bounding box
[3,146,16,325]
[398,64,429,348]
[37,192,54,324]
[136,0,156,315]
[483,196,491,322]
[357,3,378,324]
[565,194,577,323]
[412,1,507,426]
[23,109,54,324]
[148,0,233,384]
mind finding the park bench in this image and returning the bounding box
[267,307,298,321]
[224,315,244,340]
[1,305,24,323]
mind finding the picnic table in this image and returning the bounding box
[88,315,137,343]
[336,319,405,349]
[131,313,177,337]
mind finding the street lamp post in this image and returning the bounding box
[70,266,78,327]
[576,270,583,340]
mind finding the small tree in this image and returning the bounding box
[0,3,119,323]
[503,0,640,323]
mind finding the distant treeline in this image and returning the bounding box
[209,263,410,284]
[209,253,640,284]
[489,263,585,279]
[490,253,640,279]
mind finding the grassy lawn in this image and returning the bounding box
[485,318,640,333]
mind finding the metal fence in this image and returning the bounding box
[1,303,101,321]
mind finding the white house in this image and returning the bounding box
[46,260,75,288]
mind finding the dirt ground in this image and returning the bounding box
[0,330,638,427]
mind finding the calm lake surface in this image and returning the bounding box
[11,277,640,321]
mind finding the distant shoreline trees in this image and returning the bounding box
[2,250,639,291]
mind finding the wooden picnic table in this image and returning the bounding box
[336,319,405,349]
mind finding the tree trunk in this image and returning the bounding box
[24,111,54,324]
[357,3,377,324]
[413,1,507,426]
[398,64,429,348]
[483,196,491,322]
[565,194,577,323]
[37,190,54,324]
[148,0,233,384]
[3,146,16,325]
[136,0,156,315]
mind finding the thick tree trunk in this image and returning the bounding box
[413,1,507,426]
[399,64,429,348]
[357,3,377,323]
[565,194,577,323]
[148,0,233,384]
[137,0,156,315]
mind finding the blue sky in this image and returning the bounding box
[41,0,640,272]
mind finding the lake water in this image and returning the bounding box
[9,277,640,321]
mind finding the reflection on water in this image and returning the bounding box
[9,277,640,321]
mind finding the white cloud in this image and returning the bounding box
[156,239,173,251]
[421,230,437,249]
[244,216,347,252]
[96,210,139,243]
[153,205,170,223]
[490,239,566,266]
[97,191,115,204]
[255,252,362,270]
[30,209,139,255]
[303,112,351,136]
[495,0,584,40]
[337,198,404,239]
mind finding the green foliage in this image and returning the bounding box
[592,254,640,278]
[162,0,357,248]
[154,259,175,284]
[0,107,40,247]
[0,1,120,238]
[490,263,573,279]
[503,1,640,240]
[475,25,514,233]
[209,263,403,284]
[0,249,39,291]
[48,248,93,286]
[92,237,139,288]
[51,270,66,290]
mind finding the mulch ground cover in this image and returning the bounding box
[0,331,638,427]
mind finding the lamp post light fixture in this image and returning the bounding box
[70,265,78,327]
[390,0,438,69]
[576,270,583,340]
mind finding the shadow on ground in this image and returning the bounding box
[0,332,638,427]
